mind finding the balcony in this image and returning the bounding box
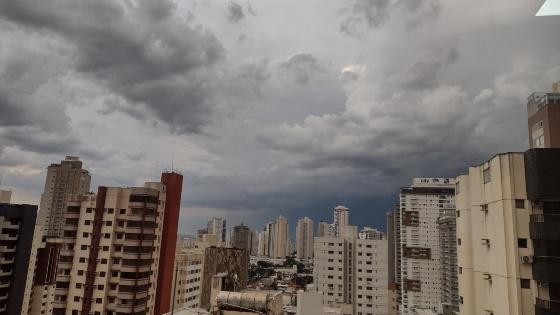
[530,214,560,240]
[533,256,560,282]
[535,298,560,315]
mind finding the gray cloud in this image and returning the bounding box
[279,54,327,85]
[228,1,245,23]
[340,0,442,36]
[403,46,458,90]
[0,0,226,134]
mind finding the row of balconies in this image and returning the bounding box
[536,298,560,315]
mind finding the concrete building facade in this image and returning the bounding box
[398,178,455,315]
[296,217,314,260]
[52,182,166,315]
[38,156,91,238]
[207,218,226,244]
[527,82,560,149]
[456,149,560,315]
[313,226,388,315]
[273,216,289,258]
[333,206,349,238]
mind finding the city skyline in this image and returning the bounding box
[1,0,560,237]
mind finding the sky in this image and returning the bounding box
[0,0,559,237]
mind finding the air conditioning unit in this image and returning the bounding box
[481,204,489,212]
[481,238,490,246]
[483,273,492,280]
[484,310,494,315]
[521,255,534,264]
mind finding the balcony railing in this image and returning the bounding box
[535,298,560,315]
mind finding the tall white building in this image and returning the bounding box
[296,217,314,260]
[38,156,91,237]
[314,225,388,315]
[206,217,226,244]
[398,178,455,315]
[333,206,349,238]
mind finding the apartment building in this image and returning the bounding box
[333,206,349,238]
[0,188,11,203]
[398,178,455,315]
[386,209,400,315]
[437,211,458,314]
[359,227,384,240]
[170,252,204,310]
[456,149,560,315]
[527,81,560,149]
[273,216,290,258]
[296,217,314,260]
[0,203,39,315]
[207,218,226,244]
[231,223,252,252]
[314,226,388,315]
[38,156,91,238]
[53,182,166,315]
[317,221,331,238]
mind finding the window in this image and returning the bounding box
[483,167,491,183]
[456,210,460,218]
[515,199,525,209]
[518,238,528,248]
[120,209,126,214]
[81,245,87,250]
[74,296,80,302]
[520,279,531,289]
[457,238,461,246]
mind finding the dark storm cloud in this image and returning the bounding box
[0,0,226,134]
[228,1,245,23]
[279,54,327,85]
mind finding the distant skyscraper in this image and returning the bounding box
[207,217,226,243]
[527,81,560,148]
[398,178,455,315]
[38,156,91,237]
[387,208,400,315]
[273,215,289,258]
[333,205,349,238]
[317,221,331,237]
[296,217,314,259]
[155,171,184,315]
[231,223,252,251]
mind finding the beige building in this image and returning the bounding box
[317,221,332,238]
[456,149,560,315]
[38,156,91,238]
[170,252,204,310]
[53,182,166,315]
[207,217,226,244]
[0,188,11,203]
[314,225,388,315]
[273,216,290,258]
[296,217,314,260]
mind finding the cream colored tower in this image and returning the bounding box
[53,182,165,315]
[333,206,349,238]
[296,217,314,259]
[456,153,533,315]
[273,215,289,258]
[38,156,91,237]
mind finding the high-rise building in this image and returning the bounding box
[38,156,91,237]
[313,225,388,315]
[231,223,252,252]
[317,221,331,238]
[0,203,40,315]
[333,206,349,238]
[527,82,560,148]
[296,217,314,260]
[398,178,455,315]
[169,251,204,310]
[387,209,400,315]
[437,210,459,314]
[456,149,560,315]
[207,217,226,244]
[155,171,184,315]
[53,181,166,315]
[273,215,289,258]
